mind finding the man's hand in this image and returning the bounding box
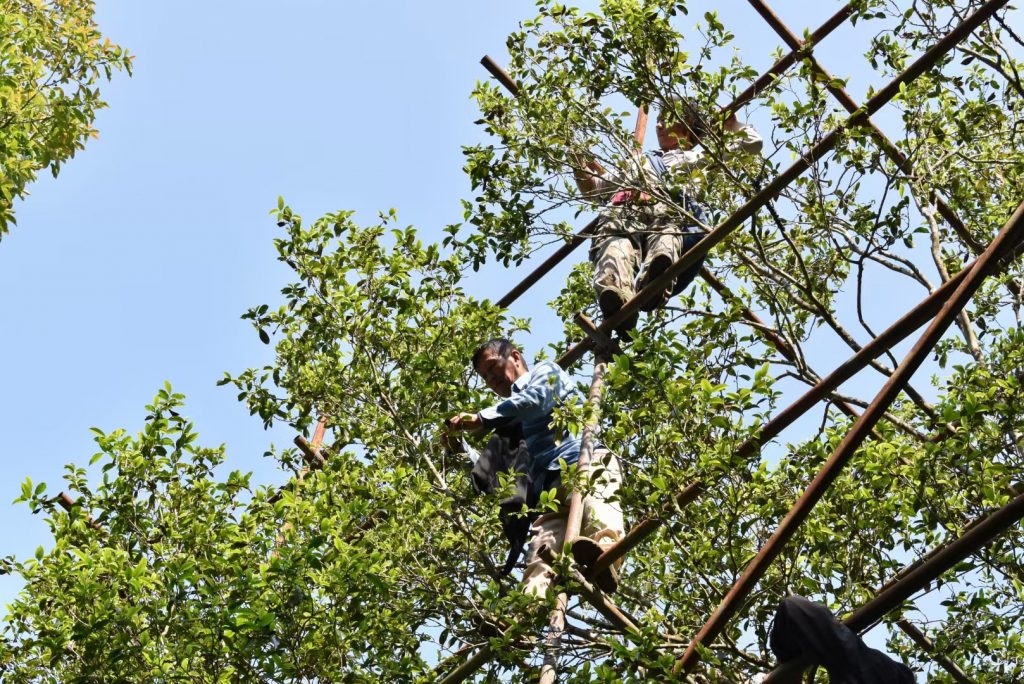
[446,412,482,431]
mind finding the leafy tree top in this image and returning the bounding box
[0,0,132,237]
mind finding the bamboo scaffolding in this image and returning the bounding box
[585,210,1024,594]
[436,3,1016,680]
[675,191,1024,673]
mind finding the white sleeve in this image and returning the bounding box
[726,123,763,157]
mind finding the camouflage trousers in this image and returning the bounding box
[591,203,705,309]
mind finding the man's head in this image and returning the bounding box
[656,96,739,152]
[472,338,529,398]
[656,97,707,151]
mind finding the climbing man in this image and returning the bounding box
[573,97,763,333]
[446,338,625,594]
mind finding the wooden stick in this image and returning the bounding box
[633,106,648,147]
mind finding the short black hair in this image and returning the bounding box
[658,96,709,140]
[471,337,516,371]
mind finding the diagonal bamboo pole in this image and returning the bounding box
[675,191,1024,673]
[727,3,856,114]
[537,544,642,635]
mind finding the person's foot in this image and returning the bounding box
[638,253,675,312]
[598,286,639,336]
[571,536,619,594]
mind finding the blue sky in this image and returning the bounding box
[0,0,956,620]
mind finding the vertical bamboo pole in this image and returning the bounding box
[538,356,609,684]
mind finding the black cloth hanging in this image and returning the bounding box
[769,595,914,684]
[469,424,529,497]
[469,424,553,575]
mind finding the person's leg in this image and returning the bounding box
[672,231,706,293]
[637,214,683,312]
[571,448,626,592]
[522,511,567,597]
[591,214,641,333]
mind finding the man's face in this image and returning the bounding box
[475,348,524,398]
[656,118,695,152]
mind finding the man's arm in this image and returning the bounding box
[571,152,611,198]
[722,113,763,157]
[447,363,568,437]
[477,382,552,429]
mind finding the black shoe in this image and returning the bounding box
[598,287,638,336]
[571,536,619,594]
[638,254,675,312]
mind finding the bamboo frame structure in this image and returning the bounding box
[433,0,1023,681]
[677,195,1024,673]
[45,1,1021,681]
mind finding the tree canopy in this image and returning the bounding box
[3,0,1024,681]
[0,0,131,237]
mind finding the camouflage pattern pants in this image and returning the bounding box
[591,202,705,304]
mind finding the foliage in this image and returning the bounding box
[5,0,1024,682]
[0,0,132,237]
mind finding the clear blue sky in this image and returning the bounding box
[0,0,938,614]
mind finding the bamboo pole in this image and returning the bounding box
[539,357,608,684]
[676,191,1024,674]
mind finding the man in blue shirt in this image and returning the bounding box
[447,338,624,595]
